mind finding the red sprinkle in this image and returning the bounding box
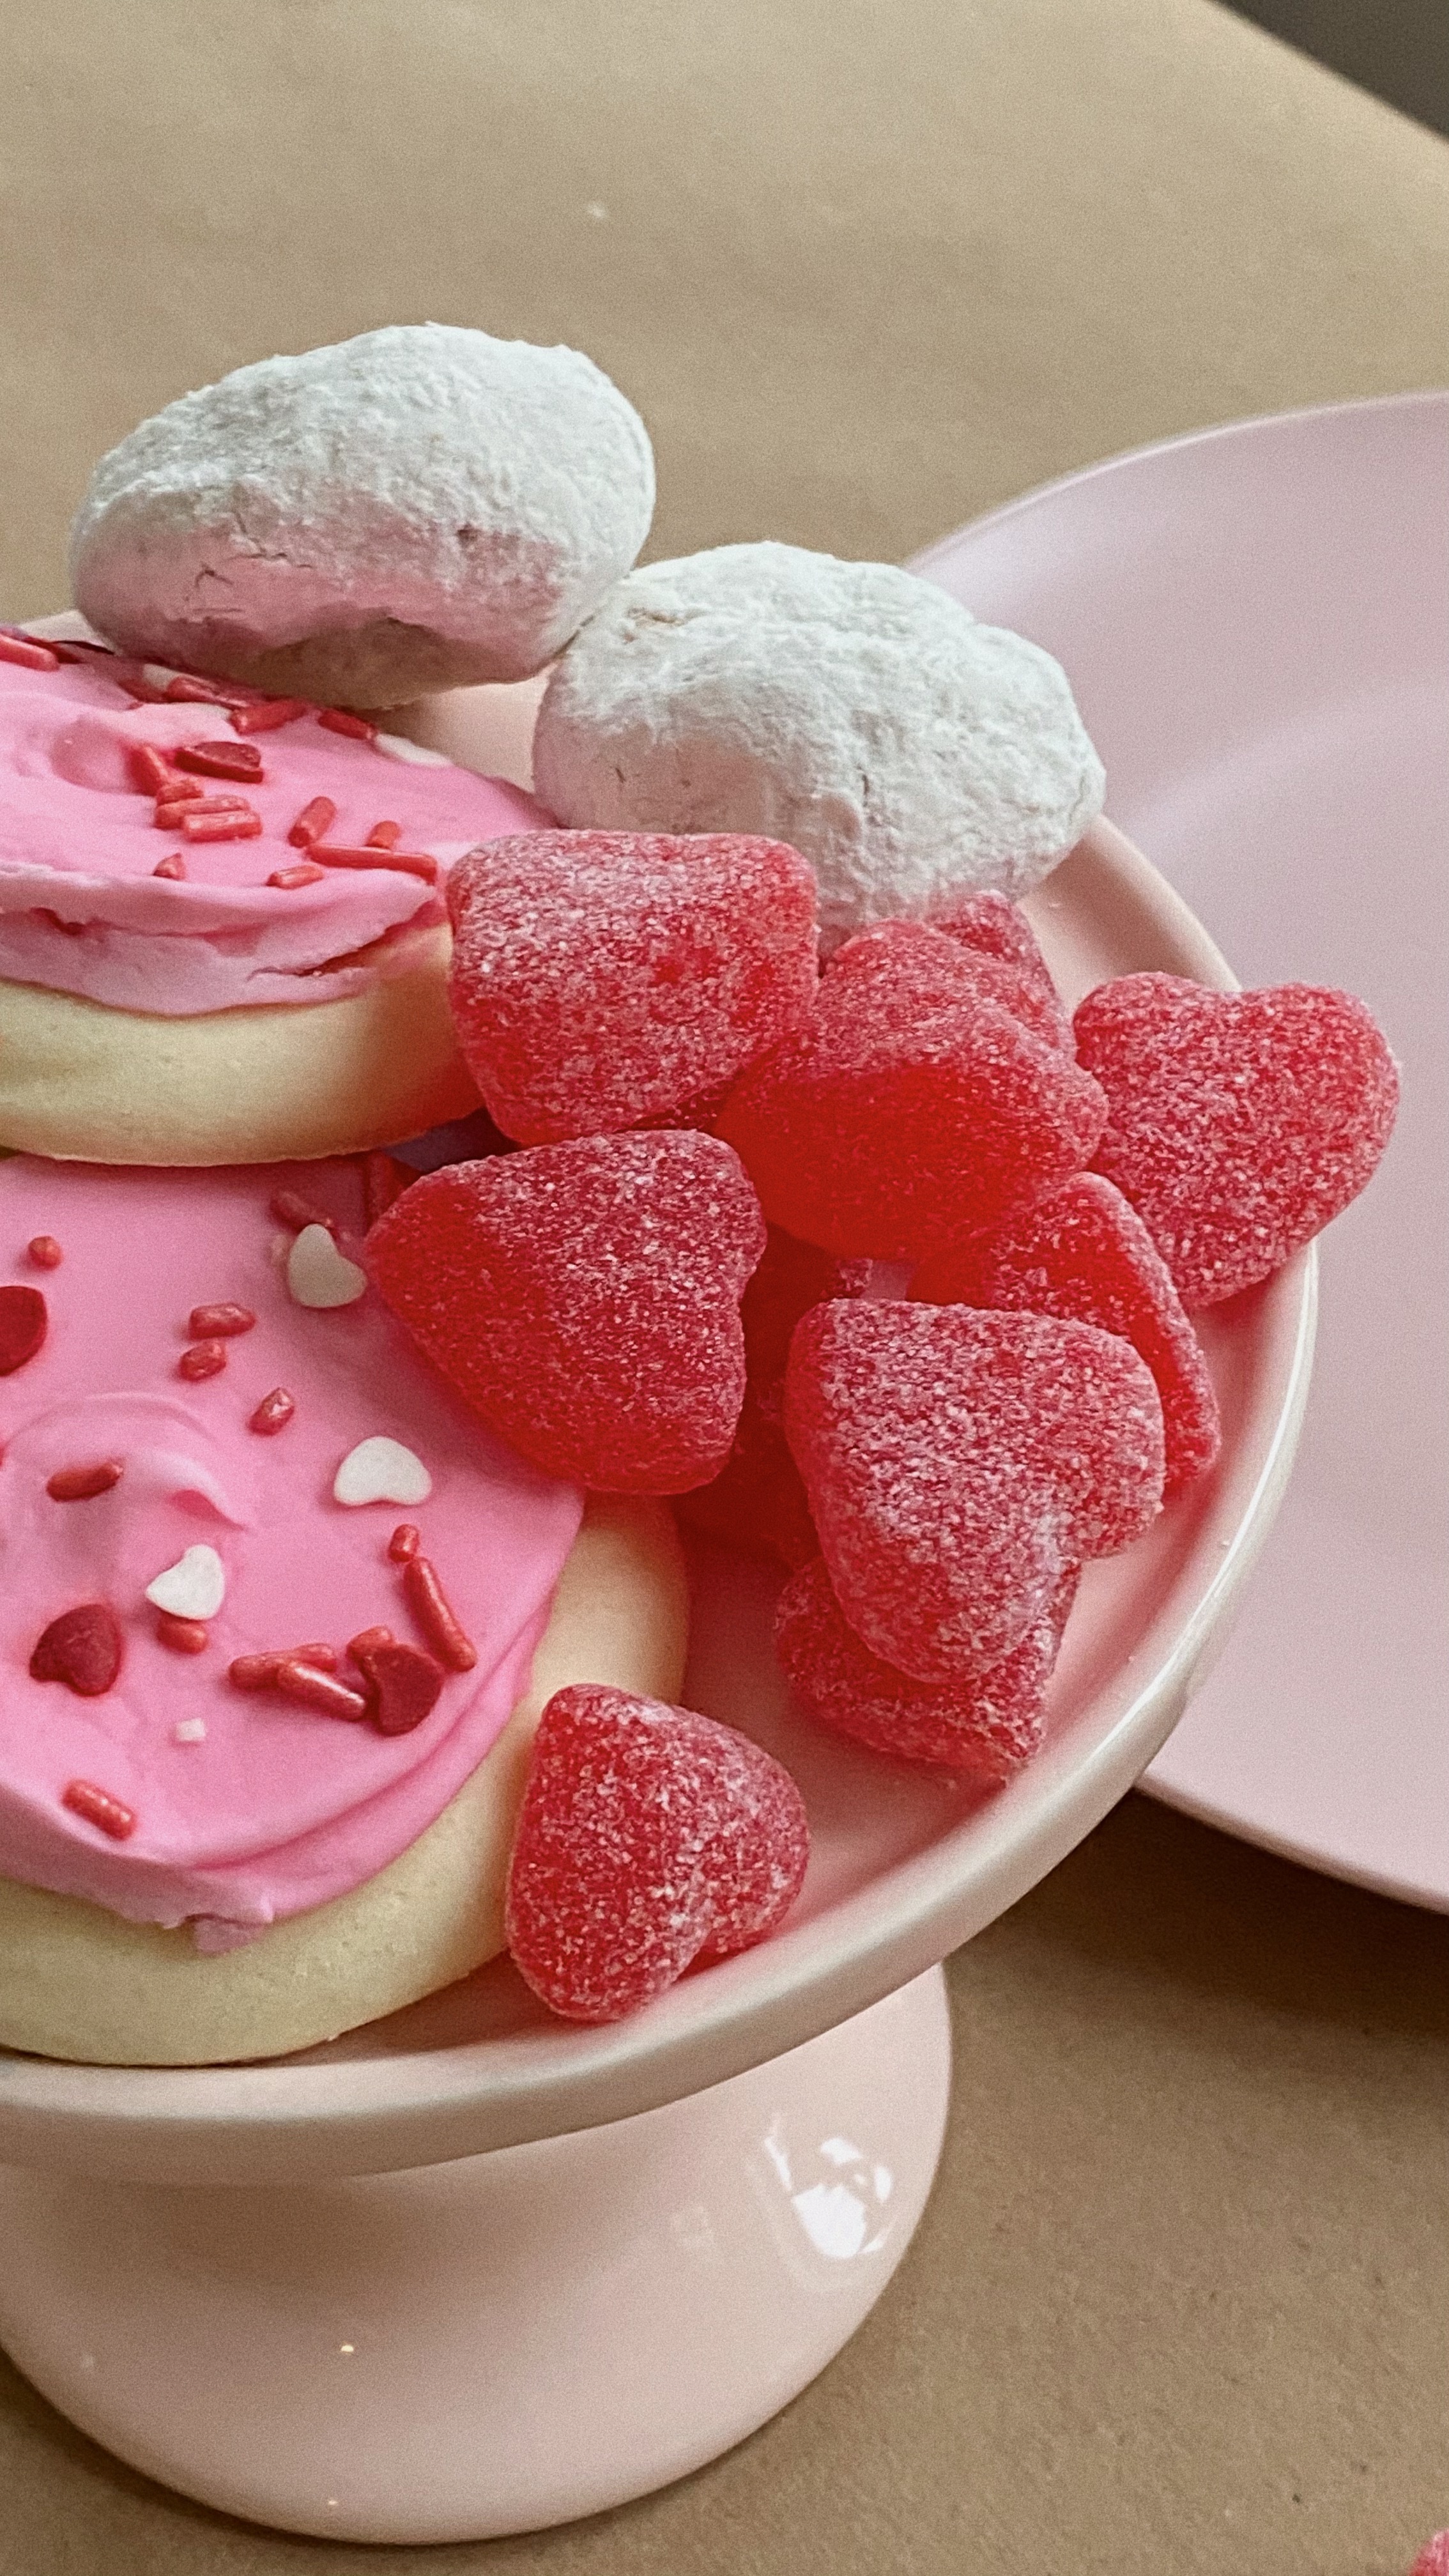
[229,697,310,735]
[288,795,336,847]
[156,1612,209,1654]
[31,1603,123,1697]
[45,1459,123,1502]
[27,1235,63,1270]
[363,1152,411,1227]
[61,1779,136,1839]
[129,742,189,797]
[249,1386,296,1436]
[156,793,248,827]
[164,674,230,704]
[188,1301,256,1338]
[268,862,326,890]
[0,632,61,672]
[312,844,439,884]
[178,1338,227,1381]
[388,1522,421,1563]
[347,1625,395,1662]
[0,1284,48,1376]
[229,1642,339,1689]
[318,708,378,742]
[181,809,263,844]
[355,1637,447,1736]
[272,1657,371,1721]
[365,820,402,848]
[401,1554,477,1671]
[174,739,265,783]
[269,1190,337,1236]
[153,855,187,880]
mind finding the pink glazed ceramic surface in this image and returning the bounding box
[0,789,1314,2190]
[914,394,1448,1910]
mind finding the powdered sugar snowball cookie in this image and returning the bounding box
[69,323,656,709]
[532,542,1106,950]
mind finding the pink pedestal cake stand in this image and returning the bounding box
[0,731,1312,2539]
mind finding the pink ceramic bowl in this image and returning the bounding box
[0,804,1315,2191]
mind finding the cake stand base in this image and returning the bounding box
[0,1967,951,2543]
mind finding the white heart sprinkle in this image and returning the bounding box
[174,1717,207,1745]
[334,1436,433,1508]
[146,1544,226,1620]
[288,1225,367,1310]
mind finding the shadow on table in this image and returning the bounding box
[1220,0,1449,137]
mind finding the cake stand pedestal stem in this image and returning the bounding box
[0,1966,951,2543]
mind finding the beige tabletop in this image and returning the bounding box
[3,3,1449,2569]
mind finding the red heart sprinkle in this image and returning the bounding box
[0,1284,48,1376]
[505,1684,810,2022]
[30,1602,123,1696]
[352,1637,447,1735]
[173,739,264,782]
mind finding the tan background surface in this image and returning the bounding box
[1,2,1447,2567]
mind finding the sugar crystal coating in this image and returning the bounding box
[505,1683,810,2021]
[1073,974,1400,1307]
[70,323,656,705]
[446,830,819,1142]
[776,1555,1078,1774]
[926,890,1075,1054]
[366,1131,767,1492]
[533,542,1104,951]
[913,1172,1221,1492]
[677,1227,871,1562]
[716,920,1107,1258]
[783,1300,1163,1681]
[1408,2538,1449,2576]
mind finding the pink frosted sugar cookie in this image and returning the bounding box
[532,542,1105,953]
[0,1154,687,2065]
[0,640,551,1162]
[69,323,655,709]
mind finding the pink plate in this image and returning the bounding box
[914,392,1449,1910]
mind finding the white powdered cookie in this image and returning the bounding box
[70,324,656,707]
[532,542,1105,951]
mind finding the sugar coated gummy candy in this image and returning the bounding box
[913,1172,1221,1492]
[366,1130,766,1492]
[783,1300,1164,1682]
[716,919,1108,1259]
[505,1683,811,2021]
[926,889,1075,1054]
[445,829,819,1143]
[1407,2539,1449,2576]
[775,1555,1079,1775]
[677,1226,871,1562]
[1073,974,1399,1307]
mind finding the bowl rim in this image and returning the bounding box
[0,816,1317,2184]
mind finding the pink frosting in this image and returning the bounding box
[0,651,548,1014]
[0,1155,583,1936]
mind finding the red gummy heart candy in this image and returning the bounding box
[367,1130,766,1492]
[677,1227,871,1563]
[926,890,1075,1054]
[716,920,1107,1258]
[1408,2538,1449,2576]
[505,1683,810,2021]
[29,1601,123,1697]
[446,830,819,1143]
[776,1555,1078,1774]
[913,1172,1221,1492]
[0,1283,48,1376]
[783,1301,1163,1682]
[1072,974,1399,1307]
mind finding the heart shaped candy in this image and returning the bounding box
[332,1436,433,1507]
[505,1683,810,2021]
[29,1602,123,1697]
[366,1131,766,1492]
[783,1301,1164,1683]
[145,1544,226,1620]
[1072,974,1399,1307]
[0,1284,47,1376]
[288,1224,367,1310]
